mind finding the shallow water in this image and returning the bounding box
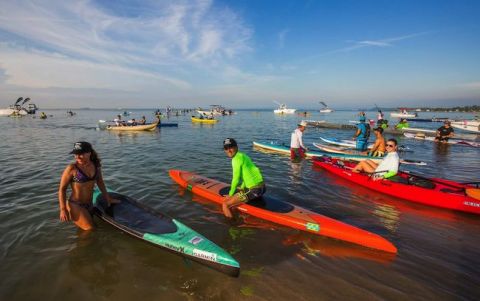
[0,109,479,300]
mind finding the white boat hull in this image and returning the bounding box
[390,112,417,118]
[0,108,15,116]
[320,109,333,113]
[451,121,480,133]
[274,108,296,114]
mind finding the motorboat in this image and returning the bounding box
[451,120,480,134]
[390,108,417,118]
[273,102,296,114]
[0,97,37,116]
[319,101,333,113]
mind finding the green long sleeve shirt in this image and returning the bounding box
[229,151,264,196]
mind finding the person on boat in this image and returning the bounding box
[365,127,386,157]
[353,116,370,151]
[395,118,410,129]
[377,110,384,122]
[40,112,47,119]
[435,121,454,142]
[222,138,265,218]
[127,118,137,126]
[290,121,308,163]
[352,138,399,179]
[138,116,147,125]
[58,142,118,230]
[114,114,124,126]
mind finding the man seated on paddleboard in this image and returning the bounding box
[352,138,399,179]
[58,142,119,230]
[222,138,266,218]
[364,127,386,157]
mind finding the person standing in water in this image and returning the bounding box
[222,138,265,218]
[58,142,118,230]
[353,115,371,151]
[290,121,308,163]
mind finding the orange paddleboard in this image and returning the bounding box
[169,170,397,254]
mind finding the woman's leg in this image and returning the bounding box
[68,203,95,231]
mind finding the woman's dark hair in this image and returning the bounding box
[90,149,102,167]
[387,138,398,146]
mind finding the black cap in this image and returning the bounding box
[374,127,384,133]
[70,141,93,154]
[223,138,237,149]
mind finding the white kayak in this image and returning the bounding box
[403,133,480,147]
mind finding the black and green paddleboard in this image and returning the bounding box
[92,189,240,277]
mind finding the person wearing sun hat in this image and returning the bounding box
[222,138,265,218]
[353,115,371,151]
[290,120,308,163]
[58,141,118,230]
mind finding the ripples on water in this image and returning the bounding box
[0,110,479,300]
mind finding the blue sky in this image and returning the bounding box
[0,0,479,109]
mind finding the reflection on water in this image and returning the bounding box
[1,109,480,300]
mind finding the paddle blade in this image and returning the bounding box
[466,188,480,200]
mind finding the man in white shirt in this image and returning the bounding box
[352,138,399,179]
[290,121,308,163]
[113,115,124,126]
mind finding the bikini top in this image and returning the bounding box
[72,164,98,183]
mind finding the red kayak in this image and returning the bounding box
[169,170,397,253]
[313,157,480,215]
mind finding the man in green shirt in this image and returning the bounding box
[222,138,266,218]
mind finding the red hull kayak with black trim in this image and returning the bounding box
[169,170,397,253]
[313,156,480,215]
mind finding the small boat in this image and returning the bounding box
[273,102,296,114]
[319,101,334,113]
[403,133,480,147]
[450,120,480,134]
[313,156,480,215]
[106,122,158,131]
[390,108,417,118]
[191,116,218,123]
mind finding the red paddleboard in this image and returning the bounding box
[169,170,397,254]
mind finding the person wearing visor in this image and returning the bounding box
[222,138,265,218]
[435,121,454,142]
[352,138,400,179]
[58,142,118,230]
[290,120,308,163]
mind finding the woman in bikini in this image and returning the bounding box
[58,141,117,230]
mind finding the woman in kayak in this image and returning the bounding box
[353,138,399,179]
[365,127,386,157]
[58,141,117,230]
[222,138,265,218]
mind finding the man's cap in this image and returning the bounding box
[374,127,384,133]
[359,116,366,122]
[223,138,237,148]
[70,141,93,154]
[298,120,308,127]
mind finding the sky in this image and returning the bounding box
[0,0,479,109]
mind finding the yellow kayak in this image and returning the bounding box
[191,117,218,124]
[107,122,158,131]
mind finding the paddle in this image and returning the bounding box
[402,171,480,198]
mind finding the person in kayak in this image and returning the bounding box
[114,114,125,126]
[365,127,386,157]
[352,138,399,179]
[290,121,308,163]
[395,118,410,129]
[138,116,147,125]
[353,116,370,151]
[58,142,118,230]
[222,138,265,218]
[435,121,454,142]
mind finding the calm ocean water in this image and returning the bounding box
[0,109,479,301]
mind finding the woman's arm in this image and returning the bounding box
[58,165,73,221]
